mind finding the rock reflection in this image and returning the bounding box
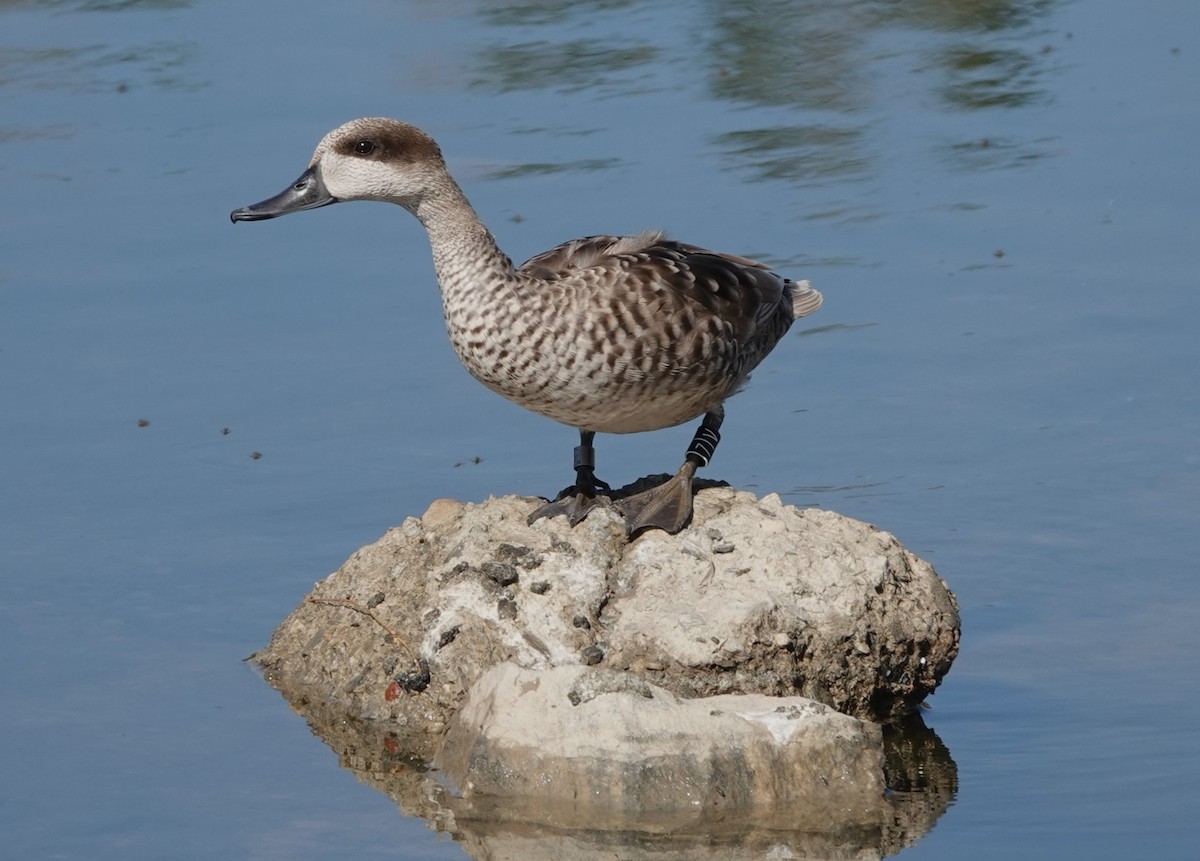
[266,678,957,861]
[882,712,960,849]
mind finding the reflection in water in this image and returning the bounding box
[473,40,658,94]
[97,41,202,91]
[698,0,1062,182]
[0,1,204,146]
[888,0,1057,33]
[938,134,1060,172]
[483,157,621,181]
[883,713,960,848]
[703,2,875,189]
[707,1,874,111]
[0,0,188,12]
[266,677,957,861]
[0,124,72,143]
[463,0,1064,190]
[470,0,659,96]
[786,479,897,504]
[0,39,201,94]
[934,45,1047,108]
[479,0,638,28]
[714,124,871,185]
[73,0,188,9]
[482,126,621,179]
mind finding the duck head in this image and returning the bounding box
[230,117,447,223]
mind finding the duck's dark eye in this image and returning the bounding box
[354,140,376,155]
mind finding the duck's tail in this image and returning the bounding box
[789,279,823,319]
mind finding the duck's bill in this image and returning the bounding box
[230,167,336,223]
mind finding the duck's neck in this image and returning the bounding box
[409,176,541,398]
[412,177,519,302]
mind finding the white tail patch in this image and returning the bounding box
[790,280,822,319]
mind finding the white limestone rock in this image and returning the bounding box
[437,663,888,827]
[253,485,958,735]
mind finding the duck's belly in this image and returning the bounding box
[510,382,722,434]
[461,350,733,434]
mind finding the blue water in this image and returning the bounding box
[2,0,1197,858]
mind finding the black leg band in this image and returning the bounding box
[573,444,595,472]
[686,424,721,467]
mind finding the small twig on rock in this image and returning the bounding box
[306,595,418,663]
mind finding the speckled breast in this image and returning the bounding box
[441,281,745,434]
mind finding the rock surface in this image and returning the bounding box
[438,663,887,826]
[254,485,958,729]
[252,484,959,829]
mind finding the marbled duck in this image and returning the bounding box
[231,118,822,536]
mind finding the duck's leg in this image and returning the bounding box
[618,409,724,537]
[527,430,613,526]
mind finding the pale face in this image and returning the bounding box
[309,118,448,209]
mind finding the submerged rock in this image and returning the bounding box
[251,483,959,829]
[439,663,888,826]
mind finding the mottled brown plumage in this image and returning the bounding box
[231,118,822,536]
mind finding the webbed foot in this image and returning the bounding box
[527,484,612,527]
[616,460,698,537]
[527,428,612,527]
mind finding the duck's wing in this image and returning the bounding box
[518,231,668,280]
[518,231,820,343]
